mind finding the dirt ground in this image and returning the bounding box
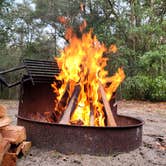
[0,100,166,166]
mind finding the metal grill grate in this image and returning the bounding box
[0,59,60,88]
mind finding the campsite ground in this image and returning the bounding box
[0,100,166,166]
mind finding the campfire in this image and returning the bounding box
[0,18,143,156]
[51,20,125,127]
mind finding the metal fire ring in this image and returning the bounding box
[17,115,144,155]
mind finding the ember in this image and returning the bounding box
[51,20,125,126]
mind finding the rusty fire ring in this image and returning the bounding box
[17,114,144,155]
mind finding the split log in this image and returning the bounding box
[0,116,11,128]
[58,82,70,109]
[1,152,17,166]
[0,139,11,165]
[54,82,70,122]
[0,105,6,118]
[59,84,81,124]
[98,81,117,127]
[15,141,31,156]
[0,125,26,145]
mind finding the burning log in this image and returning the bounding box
[59,84,81,124]
[53,82,70,122]
[98,81,117,127]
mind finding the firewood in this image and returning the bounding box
[0,105,6,118]
[0,125,26,145]
[0,139,11,165]
[1,152,17,166]
[54,82,70,122]
[58,82,70,110]
[98,81,117,127]
[0,116,11,128]
[0,133,2,142]
[59,84,81,124]
[15,141,31,156]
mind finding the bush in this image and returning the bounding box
[123,75,166,101]
[150,76,166,101]
[123,75,151,100]
[139,45,166,77]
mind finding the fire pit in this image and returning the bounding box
[0,21,144,155]
[0,59,144,155]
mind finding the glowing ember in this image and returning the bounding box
[52,20,125,126]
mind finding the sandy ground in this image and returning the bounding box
[0,100,166,166]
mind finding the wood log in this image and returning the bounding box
[0,133,2,142]
[0,116,11,128]
[15,141,31,156]
[98,81,117,127]
[0,139,11,165]
[58,82,70,110]
[54,82,70,122]
[0,125,26,145]
[0,105,6,118]
[1,152,17,166]
[59,84,81,124]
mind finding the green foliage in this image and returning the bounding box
[123,75,166,101]
[150,76,166,101]
[139,45,166,77]
[123,75,151,100]
[0,0,166,101]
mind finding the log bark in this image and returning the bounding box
[0,126,26,145]
[98,81,117,127]
[59,84,81,124]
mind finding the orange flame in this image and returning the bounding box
[52,20,125,126]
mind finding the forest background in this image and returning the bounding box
[0,0,165,101]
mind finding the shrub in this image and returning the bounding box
[150,76,166,101]
[122,75,166,101]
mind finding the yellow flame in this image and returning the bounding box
[52,20,125,126]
